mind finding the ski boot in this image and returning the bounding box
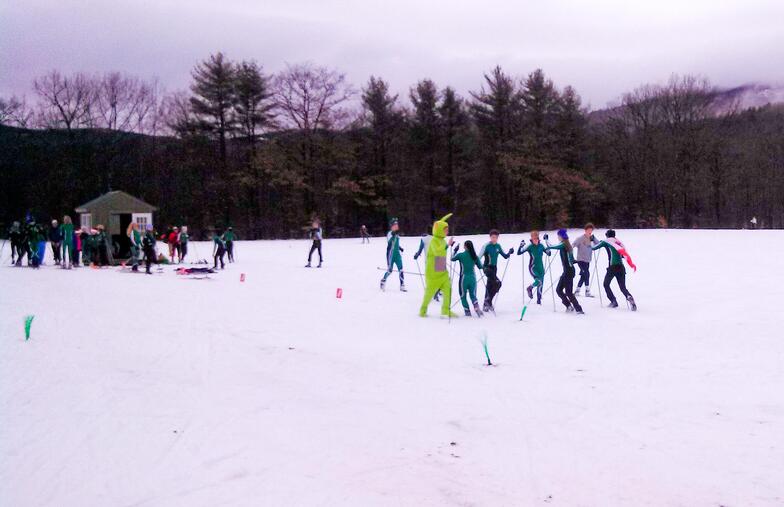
[132,265,138,272]
[575,308,585,315]
[575,287,581,296]
[305,262,311,268]
[627,295,637,311]
[566,305,574,313]
[473,301,484,318]
[608,300,619,308]
[399,283,407,292]
[317,261,322,268]
[440,311,460,319]
[464,308,472,317]
[526,285,534,300]
[380,279,386,291]
[585,288,594,298]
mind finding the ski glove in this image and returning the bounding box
[519,239,525,247]
[400,247,404,252]
[543,233,549,241]
[413,252,420,260]
[590,234,596,242]
[507,248,514,255]
[453,245,460,253]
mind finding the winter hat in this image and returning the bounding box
[389,217,399,227]
[557,228,568,239]
[606,229,616,238]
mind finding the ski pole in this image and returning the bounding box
[448,243,457,324]
[491,255,511,310]
[414,258,426,288]
[592,251,604,306]
[547,254,557,312]
[0,239,7,264]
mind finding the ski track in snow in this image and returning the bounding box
[1,229,783,506]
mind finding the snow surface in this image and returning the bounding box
[1,229,783,506]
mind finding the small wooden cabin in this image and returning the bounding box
[75,191,157,259]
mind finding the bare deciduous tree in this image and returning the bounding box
[33,70,96,131]
[273,62,354,132]
[93,72,159,133]
[0,95,33,127]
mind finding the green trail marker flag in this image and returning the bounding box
[480,332,492,366]
[24,315,34,341]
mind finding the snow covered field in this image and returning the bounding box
[1,229,783,506]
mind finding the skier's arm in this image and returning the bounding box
[478,242,488,259]
[414,239,424,259]
[499,244,511,259]
[450,246,460,262]
[591,241,607,251]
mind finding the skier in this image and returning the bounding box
[305,220,323,268]
[128,222,142,272]
[419,213,457,318]
[212,229,227,270]
[545,229,584,314]
[478,230,513,312]
[360,225,370,244]
[451,240,484,317]
[26,220,44,268]
[167,227,179,263]
[572,223,598,297]
[95,225,110,266]
[9,221,22,264]
[72,226,82,267]
[80,227,92,266]
[142,224,157,274]
[414,233,440,301]
[380,218,406,291]
[517,230,550,305]
[179,226,189,263]
[49,219,62,265]
[592,229,637,311]
[59,216,74,269]
[223,227,236,262]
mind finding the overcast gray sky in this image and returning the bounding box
[2,0,783,108]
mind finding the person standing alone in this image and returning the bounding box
[305,220,323,268]
[380,218,405,292]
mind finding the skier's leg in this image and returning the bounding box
[439,278,453,316]
[565,271,582,312]
[556,275,570,308]
[419,283,439,316]
[307,242,317,263]
[459,275,469,312]
[603,269,616,304]
[395,257,404,285]
[616,269,631,298]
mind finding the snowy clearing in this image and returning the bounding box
[1,229,783,506]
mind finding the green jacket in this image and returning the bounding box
[592,240,623,266]
[519,242,549,275]
[479,242,511,267]
[59,223,74,243]
[451,250,483,281]
[386,231,403,261]
[546,242,575,269]
[179,232,189,244]
[129,229,142,248]
[223,230,235,242]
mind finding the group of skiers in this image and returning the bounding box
[7,216,239,274]
[378,217,637,318]
[8,217,114,269]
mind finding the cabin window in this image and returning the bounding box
[80,213,92,230]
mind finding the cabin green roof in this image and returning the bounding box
[75,191,157,213]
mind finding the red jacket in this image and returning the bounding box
[168,232,179,244]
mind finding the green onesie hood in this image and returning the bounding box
[432,213,452,238]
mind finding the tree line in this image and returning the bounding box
[2,53,783,238]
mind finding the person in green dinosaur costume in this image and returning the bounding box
[419,213,457,318]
